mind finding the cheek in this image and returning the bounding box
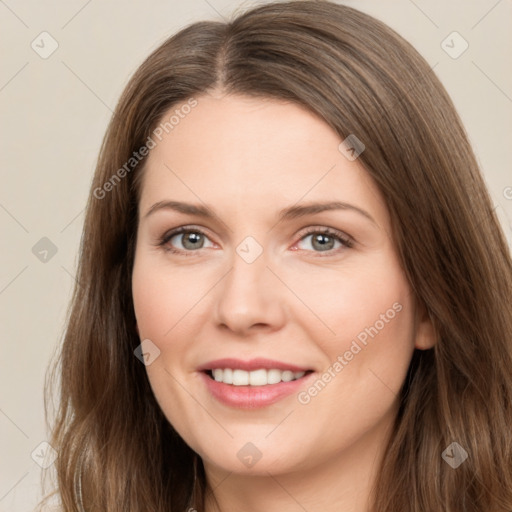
[332,275,412,355]
[291,271,415,451]
[132,256,205,338]
[132,283,169,341]
[287,253,417,418]
[286,253,414,355]
[131,258,202,439]
[308,269,414,409]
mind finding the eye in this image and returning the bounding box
[294,228,353,254]
[159,227,214,255]
[158,225,353,257]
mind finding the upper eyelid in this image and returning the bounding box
[161,224,352,247]
[162,225,215,243]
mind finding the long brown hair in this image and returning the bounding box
[45,1,512,510]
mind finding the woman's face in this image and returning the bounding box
[132,92,434,477]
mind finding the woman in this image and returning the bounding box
[45,1,512,510]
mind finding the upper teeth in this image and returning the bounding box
[211,368,306,386]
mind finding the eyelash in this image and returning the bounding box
[157,225,354,257]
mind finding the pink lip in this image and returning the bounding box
[199,372,313,409]
[197,358,310,372]
[197,359,315,409]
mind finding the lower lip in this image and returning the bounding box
[200,372,312,409]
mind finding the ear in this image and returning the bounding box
[414,301,437,350]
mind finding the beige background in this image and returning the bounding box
[1,0,511,509]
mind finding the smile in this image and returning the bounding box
[208,368,307,386]
[198,358,314,408]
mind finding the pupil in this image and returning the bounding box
[313,234,334,251]
[184,232,203,249]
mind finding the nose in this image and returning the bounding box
[213,248,287,337]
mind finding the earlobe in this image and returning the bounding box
[414,303,437,350]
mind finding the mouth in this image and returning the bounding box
[204,368,313,386]
[198,358,315,408]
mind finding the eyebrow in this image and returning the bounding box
[144,200,377,225]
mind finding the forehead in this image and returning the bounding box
[138,93,389,228]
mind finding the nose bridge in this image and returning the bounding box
[228,252,265,294]
[213,240,285,334]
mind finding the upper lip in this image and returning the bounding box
[197,358,311,372]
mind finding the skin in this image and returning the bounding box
[132,91,436,512]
